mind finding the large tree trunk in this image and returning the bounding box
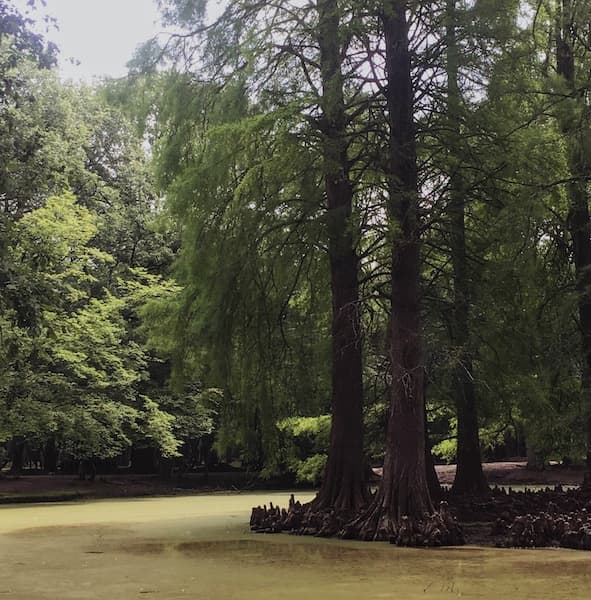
[446,0,488,496]
[570,185,591,486]
[349,0,433,540]
[554,0,591,486]
[382,0,433,522]
[313,0,368,512]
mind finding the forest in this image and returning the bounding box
[2,0,591,552]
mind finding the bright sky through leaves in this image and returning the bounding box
[13,0,163,81]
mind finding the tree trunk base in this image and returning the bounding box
[250,494,360,537]
[450,478,490,498]
[502,501,591,550]
[252,486,591,551]
[250,495,465,546]
[344,496,465,546]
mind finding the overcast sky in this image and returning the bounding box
[13,0,164,81]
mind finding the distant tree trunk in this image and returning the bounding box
[350,0,433,539]
[313,0,368,512]
[446,0,488,496]
[452,362,488,493]
[554,0,591,486]
[78,459,96,481]
[526,439,545,471]
[9,436,25,475]
[159,456,174,481]
[44,438,58,473]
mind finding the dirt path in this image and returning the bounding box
[369,460,584,487]
[435,461,584,486]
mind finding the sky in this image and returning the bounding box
[13,0,164,81]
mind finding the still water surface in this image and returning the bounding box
[0,492,590,599]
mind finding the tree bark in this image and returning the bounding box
[382,0,433,521]
[350,0,433,539]
[554,0,591,486]
[445,0,488,496]
[313,0,368,512]
[452,359,489,493]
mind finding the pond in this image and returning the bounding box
[1,492,590,599]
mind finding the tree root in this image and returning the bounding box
[500,501,591,549]
[250,495,465,546]
[452,484,591,525]
[252,486,591,550]
[343,500,465,546]
[250,494,356,537]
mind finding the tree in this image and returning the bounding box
[149,0,369,506]
[550,0,591,484]
[352,0,434,540]
[0,193,182,466]
[314,0,368,512]
[144,0,591,508]
[446,0,488,495]
[0,0,56,79]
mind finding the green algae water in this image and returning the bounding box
[1,492,590,599]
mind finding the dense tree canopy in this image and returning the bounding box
[144,0,591,514]
[2,0,591,544]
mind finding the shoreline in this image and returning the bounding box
[2,459,585,505]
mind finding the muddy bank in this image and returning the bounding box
[1,460,584,505]
[0,471,264,504]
